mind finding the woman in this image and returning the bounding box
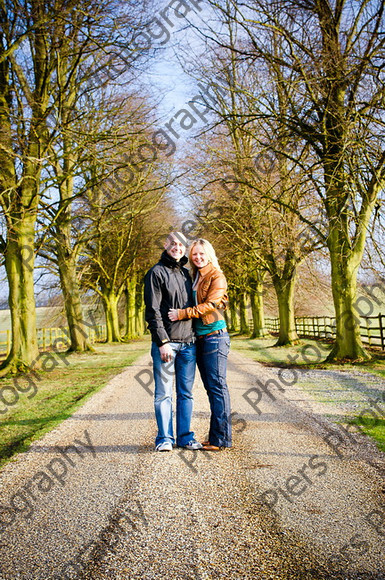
[168,239,232,450]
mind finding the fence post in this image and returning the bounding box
[365,317,371,346]
[379,313,384,351]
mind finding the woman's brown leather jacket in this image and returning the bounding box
[177,262,228,325]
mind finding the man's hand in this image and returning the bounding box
[168,308,179,321]
[159,343,173,362]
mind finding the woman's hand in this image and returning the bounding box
[168,308,179,321]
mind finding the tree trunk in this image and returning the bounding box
[102,291,121,342]
[250,290,268,338]
[271,270,299,346]
[223,310,230,329]
[327,231,369,361]
[229,295,239,332]
[135,279,145,336]
[1,229,40,374]
[124,276,136,339]
[249,273,268,338]
[57,247,92,352]
[238,292,250,334]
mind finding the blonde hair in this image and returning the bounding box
[188,239,222,277]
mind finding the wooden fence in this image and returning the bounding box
[254,314,385,350]
[0,324,107,357]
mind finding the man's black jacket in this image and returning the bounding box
[144,251,194,346]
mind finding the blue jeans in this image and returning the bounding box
[196,330,232,447]
[151,341,196,447]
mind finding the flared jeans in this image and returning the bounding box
[196,330,232,447]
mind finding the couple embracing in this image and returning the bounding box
[144,232,232,452]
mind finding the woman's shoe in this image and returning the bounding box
[201,443,222,451]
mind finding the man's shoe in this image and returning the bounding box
[201,443,223,451]
[155,441,173,452]
[182,440,203,450]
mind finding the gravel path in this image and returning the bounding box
[0,348,385,579]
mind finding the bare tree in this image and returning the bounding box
[0,0,153,370]
[78,119,173,342]
[0,0,59,373]
[202,0,385,360]
[181,27,321,345]
[40,1,150,351]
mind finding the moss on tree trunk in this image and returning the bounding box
[2,229,40,373]
[102,291,121,342]
[238,292,250,334]
[272,271,299,346]
[124,277,137,339]
[327,229,370,361]
[135,279,145,336]
[57,248,92,352]
[249,274,268,338]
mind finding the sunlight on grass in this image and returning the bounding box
[230,335,331,366]
[231,334,385,452]
[350,418,385,453]
[230,334,385,374]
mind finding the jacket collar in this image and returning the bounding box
[198,262,216,276]
[160,250,188,269]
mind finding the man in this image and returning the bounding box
[144,232,202,452]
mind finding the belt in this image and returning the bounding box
[197,328,227,339]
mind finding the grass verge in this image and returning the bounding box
[349,418,385,453]
[231,334,385,452]
[0,339,149,469]
[230,334,385,373]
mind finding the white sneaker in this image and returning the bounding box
[155,441,173,452]
[182,440,203,450]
